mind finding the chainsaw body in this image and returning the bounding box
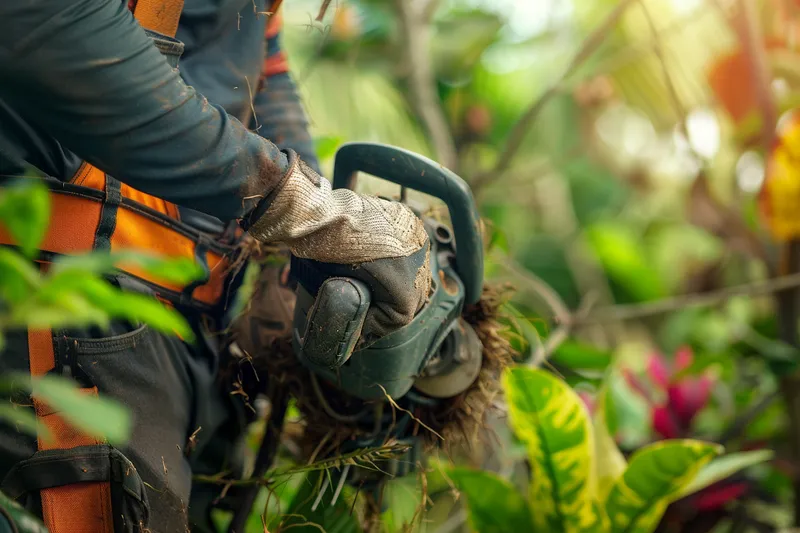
[291,142,484,402]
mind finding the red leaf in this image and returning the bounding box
[692,481,750,511]
[653,405,682,439]
[647,354,670,389]
[668,377,712,429]
[674,346,694,374]
[623,368,654,404]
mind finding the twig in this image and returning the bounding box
[494,254,570,324]
[574,271,800,325]
[718,391,779,445]
[470,0,639,192]
[315,0,333,21]
[530,293,597,367]
[392,0,459,171]
[638,0,690,140]
[735,0,777,152]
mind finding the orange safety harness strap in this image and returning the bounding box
[20,3,191,531]
[132,0,185,39]
[28,326,114,533]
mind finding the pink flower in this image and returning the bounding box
[625,347,713,439]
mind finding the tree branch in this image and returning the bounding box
[470,0,638,192]
[573,271,800,325]
[393,0,459,171]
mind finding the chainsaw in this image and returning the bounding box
[227,143,485,531]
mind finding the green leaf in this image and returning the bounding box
[551,340,612,372]
[0,179,51,258]
[35,272,194,341]
[381,475,423,532]
[29,374,131,445]
[51,251,205,285]
[503,367,608,532]
[448,468,534,533]
[281,471,360,533]
[586,222,666,302]
[605,440,723,533]
[314,135,343,161]
[593,386,626,500]
[0,247,41,304]
[675,449,774,500]
[0,401,47,441]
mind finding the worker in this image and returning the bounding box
[0,0,432,531]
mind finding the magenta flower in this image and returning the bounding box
[624,347,713,439]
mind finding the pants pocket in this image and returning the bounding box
[66,321,196,533]
[1,444,150,532]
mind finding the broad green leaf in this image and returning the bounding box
[0,489,48,533]
[0,402,48,441]
[381,475,423,532]
[36,272,194,341]
[448,468,534,533]
[314,135,343,161]
[605,440,722,533]
[28,374,131,445]
[675,449,774,500]
[281,471,360,533]
[0,179,51,258]
[52,251,205,285]
[0,247,41,304]
[586,222,665,302]
[503,367,607,532]
[551,340,613,372]
[593,386,626,500]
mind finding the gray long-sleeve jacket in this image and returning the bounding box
[0,0,316,224]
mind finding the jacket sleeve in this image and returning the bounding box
[0,0,288,222]
[252,11,320,173]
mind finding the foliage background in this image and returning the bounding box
[2,0,799,531]
[267,0,800,531]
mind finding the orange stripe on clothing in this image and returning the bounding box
[28,328,113,533]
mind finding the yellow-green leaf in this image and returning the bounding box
[29,374,131,445]
[503,367,607,532]
[448,468,534,533]
[51,251,205,285]
[593,386,626,500]
[675,449,773,500]
[0,179,51,258]
[0,401,48,441]
[605,440,723,533]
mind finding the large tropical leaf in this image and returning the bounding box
[448,468,534,533]
[593,385,627,500]
[675,449,774,500]
[605,440,722,533]
[503,367,607,532]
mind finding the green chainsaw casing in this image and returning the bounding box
[291,143,483,401]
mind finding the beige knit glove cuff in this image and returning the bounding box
[247,154,428,264]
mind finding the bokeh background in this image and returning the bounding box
[254,0,800,531]
[268,0,800,533]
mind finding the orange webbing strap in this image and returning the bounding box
[28,328,113,533]
[133,0,185,38]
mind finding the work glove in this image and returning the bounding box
[245,151,432,345]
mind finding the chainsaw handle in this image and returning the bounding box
[332,142,483,305]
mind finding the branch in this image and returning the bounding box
[494,254,571,324]
[393,0,459,171]
[531,293,597,366]
[470,0,638,192]
[574,271,800,325]
[736,0,777,152]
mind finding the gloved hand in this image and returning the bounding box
[246,151,432,344]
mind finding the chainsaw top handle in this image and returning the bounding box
[332,142,483,305]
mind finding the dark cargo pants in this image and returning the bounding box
[0,275,249,533]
